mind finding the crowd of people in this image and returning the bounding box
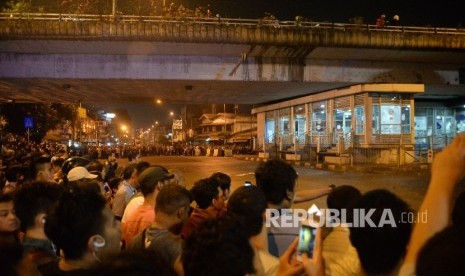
[376,14,400,28]
[1,132,465,275]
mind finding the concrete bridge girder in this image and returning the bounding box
[0,39,464,105]
[0,53,458,85]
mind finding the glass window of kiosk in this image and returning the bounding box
[278,108,291,145]
[294,105,306,143]
[312,101,327,135]
[355,106,365,135]
[265,111,276,143]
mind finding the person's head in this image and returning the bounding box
[87,160,104,181]
[31,156,53,182]
[210,172,231,200]
[67,166,98,182]
[121,163,138,187]
[61,156,91,176]
[349,189,413,275]
[182,215,255,276]
[255,159,298,206]
[45,180,121,263]
[327,185,362,222]
[452,190,465,227]
[5,165,21,183]
[136,161,150,176]
[155,184,191,222]
[138,166,174,197]
[227,185,267,237]
[51,157,64,173]
[108,177,122,193]
[190,178,223,210]
[416,226,465,276]
[0,193,19,234]
[13,181,63,233]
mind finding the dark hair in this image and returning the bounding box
[87,160,104,174]
[227,186,267,237]
[122,163,138,180]
[90,250,175,276]
[13,181,63,232]
[327,185,361,222]
[156,184,191,216]
[51,157,64,168]
[452,190,465,227]
[44,180,107,260]
[190,178,220,209]
[31,156,52,179]
[209,172,231,192]
[108,177,122,191]
[0,192,13,203]
[61,156,91,175]
[349,189,413,275]
[182,215,255,276]
[5,165,21,183]
[416,226,465,276]
[255,159,298,205]
[136,161,150,176]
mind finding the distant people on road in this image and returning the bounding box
[376,14,386,27]
[391,14,400,26]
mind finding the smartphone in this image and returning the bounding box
[244,181,252,186]
[298,224,317,258]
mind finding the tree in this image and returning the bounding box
[0,103,76,143]
[3,0,32,13]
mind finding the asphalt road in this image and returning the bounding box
[113,155,449,212]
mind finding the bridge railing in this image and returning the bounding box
[1,12,464,36]
[1,13,464,50]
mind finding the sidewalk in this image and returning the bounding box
[233,154,431,174]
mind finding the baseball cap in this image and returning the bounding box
[138,166,174,187]
[67,166,98,182]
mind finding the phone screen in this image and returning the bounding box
[244,181,252,186]
[298,224,316,258]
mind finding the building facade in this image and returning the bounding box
[252,83,459,165]
[193,113,256,145]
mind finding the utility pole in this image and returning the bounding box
[112,0,117,21]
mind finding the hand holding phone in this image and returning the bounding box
[298,224,317,258]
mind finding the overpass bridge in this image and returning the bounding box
[0,13,464,106]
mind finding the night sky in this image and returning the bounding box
[0,0,463,27]
[184,0,464,27]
